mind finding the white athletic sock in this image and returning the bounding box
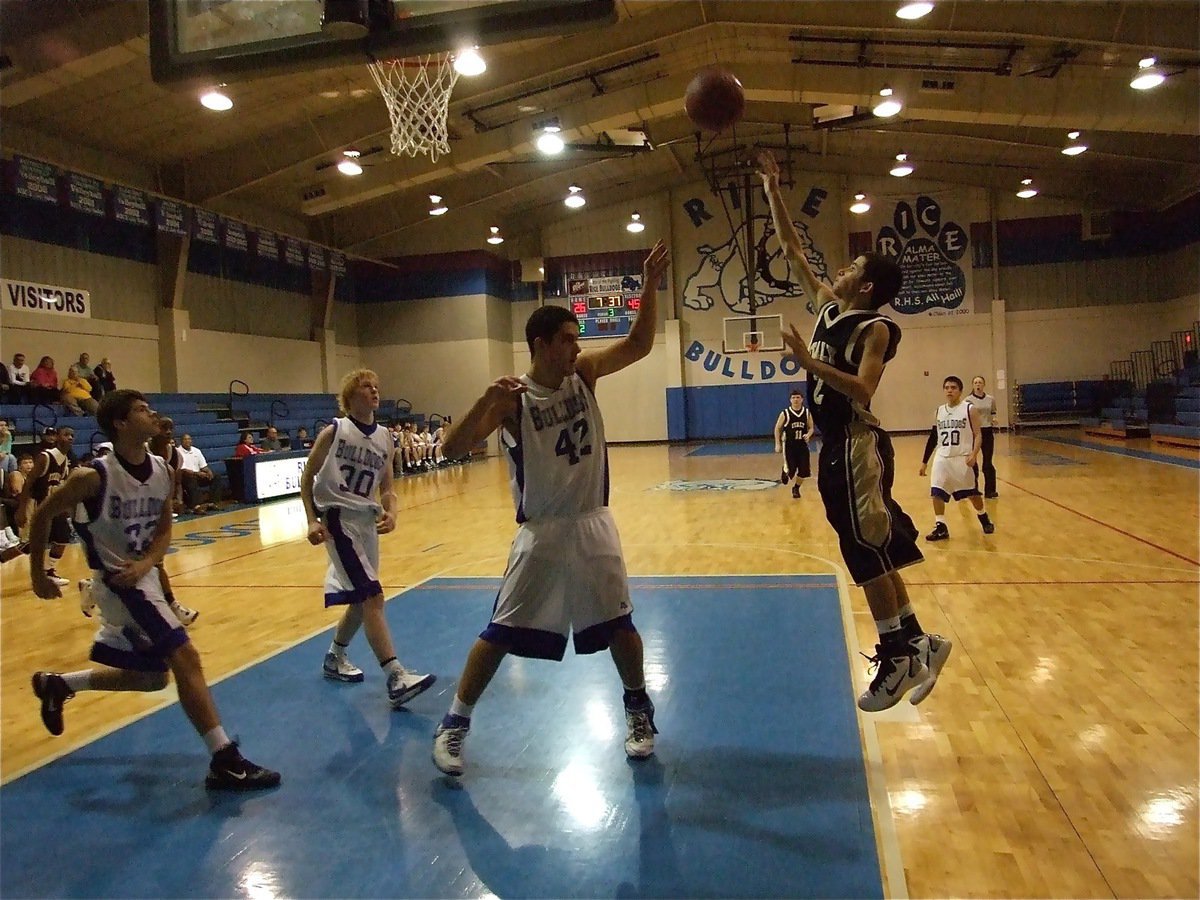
[896,603,914,621]
[449,696,474,720]
[62,671,92,692]
[329,639,349,658]
[935,515,947,525]
[202,725,231,754]
[381,658,403,677]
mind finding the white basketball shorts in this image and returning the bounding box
[483,507,634,660]
[930,455,980,500]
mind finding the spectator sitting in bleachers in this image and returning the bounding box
[2,454,33,546]
[0,418,15,474]
[61,365,100,417]
[75,353,97,393]
[261,426,283,452]
[416,424,436,470]
[0,361,13,405]
[93,357,116,398]
[234,430,266,458]
[178,433,220,513]
[295,426,314,450]
[28,356,60,405]
[7,353,30,404]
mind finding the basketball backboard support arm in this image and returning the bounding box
[149,0,618,87]
[694,123,799,330]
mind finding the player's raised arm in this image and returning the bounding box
[757,152,837,309]
[577,241,670,384]
[441,377,528,461]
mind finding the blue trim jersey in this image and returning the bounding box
[935,400,974,459]
[502,372,609,523]
[74,453,172,573]
[313,417,392,517]
[806,301,901,436]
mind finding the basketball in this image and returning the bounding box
[685,67,745,133]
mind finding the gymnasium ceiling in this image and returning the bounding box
[1,0,1198,260]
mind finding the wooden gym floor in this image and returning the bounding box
[1,430,1196,898]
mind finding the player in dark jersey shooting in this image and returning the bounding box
[758,151,952,710]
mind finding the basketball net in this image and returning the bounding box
[368,53,460,162]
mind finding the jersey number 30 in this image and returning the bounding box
[555,420,592,465]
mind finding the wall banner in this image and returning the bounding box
[2,278,91,318]
[871,194,972,316]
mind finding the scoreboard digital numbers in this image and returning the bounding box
[568,273,643,339]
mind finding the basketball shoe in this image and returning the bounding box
[322,652,364,683]
[78,579,97,617]
[387,668,436,709]
[44,568,69,587]
[925,522,950,541]
[205,742,281,791]
[31,672,75,736]
[908,633,953,705]
[624,699,658,759]
[433,715,470,776]
[170,601,199,627]
[857,646,928,712]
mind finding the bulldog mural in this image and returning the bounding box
[681,215,828,315]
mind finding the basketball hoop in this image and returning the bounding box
[368,52,460,162]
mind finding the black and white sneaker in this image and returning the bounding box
[981,519,996,535]
[908,633,953,705]
[31,672,74,736]
[205,742,281,791]
[857,646,927,712]
[925,522,950,542]
[44,569,70,587]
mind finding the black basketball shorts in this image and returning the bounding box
[817,423,923,586]
[784,440,811,478]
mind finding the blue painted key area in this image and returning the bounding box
[1,575,881,899]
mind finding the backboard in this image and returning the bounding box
[149,0,618,86]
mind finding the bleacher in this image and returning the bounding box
[1148,364,1200,449]
[1012,379,1116,429]
[1,389,464,482]
[1013,323,1200,449]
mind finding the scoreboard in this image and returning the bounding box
[568,273,642,339]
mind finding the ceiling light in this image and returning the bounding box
[486,226,504,245]
[1016,178,1037,199]
[199,89,233,111]
[453,47,487,77]
[626,212,645,233]
[536,131,565,155]
[849,192,871,214]
[1130,57,1166,90]
[890,153,913,177]
[1061,131,1088,156]
[337,159,363,176]
[429,193,448,216]
[872,86,902,118]
[564,185,586,209]
[896,2,934,20]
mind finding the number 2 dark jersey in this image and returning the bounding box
[502,372,608,523]
[806,300,902,435]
